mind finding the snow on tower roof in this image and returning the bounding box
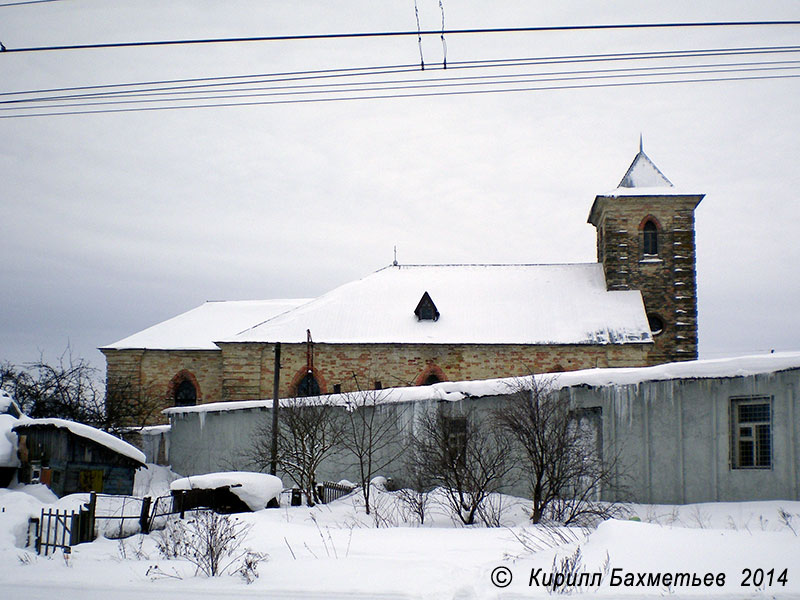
[227,264,652,346]
[102,299,311,351]
[618,148,674,189]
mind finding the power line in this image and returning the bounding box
[5,59,798,107]
[2,72,797,119]
[0,0,62,7]
[4,44,799,101]
[2,21,799,53]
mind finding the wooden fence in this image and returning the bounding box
[29,493,96,556]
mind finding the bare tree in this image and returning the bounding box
[103,376,164,435]
[396,442,435,525]
[412,403,514,525]
[248,395,345,506]
[340,385,409,515]
[1,354,104,424]
[1,352,161,435]
[494,377,622,525]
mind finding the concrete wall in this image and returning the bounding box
[167,367,800,504]
[168,398,432,491]
[567,369,800,503]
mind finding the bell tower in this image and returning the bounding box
[588,143,704,364]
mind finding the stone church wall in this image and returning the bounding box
[103,341,648,417]
[103,348,223,416]
[593,194,701,364]
[221,341,649,401]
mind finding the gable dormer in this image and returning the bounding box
[414,291,439,321]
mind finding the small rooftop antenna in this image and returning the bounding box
[393,245,398,266]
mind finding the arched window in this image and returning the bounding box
[647,313,664,336]
[296,371,321,397]
[422,373,441,386]
[174,379,197,406]
[416,364,446,386]
[643,220,658,256]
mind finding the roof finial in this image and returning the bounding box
[393,245,398,266]
[639,133,643,154]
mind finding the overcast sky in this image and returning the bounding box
[1,1,798,372]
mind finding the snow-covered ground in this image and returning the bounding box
[1,466,798,599]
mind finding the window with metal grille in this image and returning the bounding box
[731,397,772,469]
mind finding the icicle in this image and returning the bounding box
[198,411,206,432]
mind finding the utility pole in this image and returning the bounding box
[270,342,281,476]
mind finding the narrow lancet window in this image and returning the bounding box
[643,220,658,256]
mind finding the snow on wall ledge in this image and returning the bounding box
[163,351,800,416]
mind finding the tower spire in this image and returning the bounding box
[639,133,643,154]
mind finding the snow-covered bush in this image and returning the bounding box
[156,511,266,578]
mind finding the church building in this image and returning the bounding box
[101,146,703,412]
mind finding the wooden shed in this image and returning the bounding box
[13,418,146,497]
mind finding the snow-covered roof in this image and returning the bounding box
[588,149,703,224]
[618,149,673,189]
[0,390,13,413]
[13,418,146,465]
[0,389,23,417]
[170,471,283,511]
[102,299,311,351]
[0,414,21,468]
[227,264,652,346]
[163,351,800,415]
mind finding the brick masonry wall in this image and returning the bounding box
[102,348,223,422]
[218,341,649,401]
[105,339,649,409]
[592,194,702,364]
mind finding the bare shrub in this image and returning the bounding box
[412,403,514,525]
[778,507,798,535]
[248,396,345,506]
[550,546,585,594]
[156,512,266,578]
[476,492,510,528]
[495,377,624,525]
[396,443,435,525]
[508,523,587,556]
[340,386,409,515]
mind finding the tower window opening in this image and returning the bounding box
[647,313,664,336]
[643,220,659,256]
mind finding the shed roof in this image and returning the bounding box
[228,263,652,345]
[13,418,146,465]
